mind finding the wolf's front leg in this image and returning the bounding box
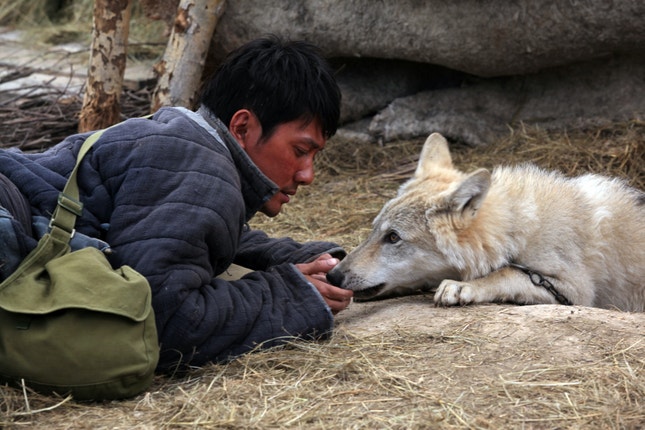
[434,267,562,306]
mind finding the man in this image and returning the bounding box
[0,36,353,372]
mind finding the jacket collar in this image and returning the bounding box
[196,106,278,221]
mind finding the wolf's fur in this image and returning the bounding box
[327,133,645,311]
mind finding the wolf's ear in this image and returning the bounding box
[449,169,491,215]
[415,133,453,178]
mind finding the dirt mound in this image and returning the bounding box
[339,296,644,368]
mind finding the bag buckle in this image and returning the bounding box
[57,193,83,216]
[48,218,76,238]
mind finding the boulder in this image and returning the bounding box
[366,55,645,145]
[211,0,645,77]
[331,58,466,124]
[209,1,645,145]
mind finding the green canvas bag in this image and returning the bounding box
[0,129,159,400]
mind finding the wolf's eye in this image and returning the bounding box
[385,231,401,244]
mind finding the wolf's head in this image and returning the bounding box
[327,133,491,300]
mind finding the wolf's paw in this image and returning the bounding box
[434,280,476,306]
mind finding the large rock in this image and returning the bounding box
[209,1,645,145]
[366,55,645,145]
[211,0,645,77]
[331,58,466,124]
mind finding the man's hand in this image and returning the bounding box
[296,254,353,314]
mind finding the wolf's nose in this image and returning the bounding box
[326,268,344,287]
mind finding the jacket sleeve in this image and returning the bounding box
[235,226,347,270]
[85,114,334,372]
[154,263,334,371]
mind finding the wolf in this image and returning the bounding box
[327,133,645,312]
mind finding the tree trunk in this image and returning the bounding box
[78,0,132,132]
[151,0,226,112]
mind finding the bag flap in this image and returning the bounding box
[0,234,152,322]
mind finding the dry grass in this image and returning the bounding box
[1,113,643,428]
[2,323,643,429]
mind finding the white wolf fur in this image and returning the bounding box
[327,133,645,311]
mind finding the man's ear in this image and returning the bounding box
[229,109,262,148]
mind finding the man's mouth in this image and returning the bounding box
[281,190,296,203]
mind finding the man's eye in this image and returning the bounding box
[385,231,401,244]
[294,147,308,156]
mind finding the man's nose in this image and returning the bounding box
[295,160,315,185]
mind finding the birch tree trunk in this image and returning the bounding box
[78,0,132,132]
[151,0,226,112]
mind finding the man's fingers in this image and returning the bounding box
[323,294,352,315]
[297,257,339,276]
[296,256,352,314]
[309,278,353,314]
[321,283,353,301]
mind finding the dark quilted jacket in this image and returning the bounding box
[0,107,343,371]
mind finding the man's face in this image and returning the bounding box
[232,111,326,217]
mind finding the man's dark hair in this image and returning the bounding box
[200,35,341,140]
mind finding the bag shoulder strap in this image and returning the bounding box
[48,115,153,243]
[48,130,106,243]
